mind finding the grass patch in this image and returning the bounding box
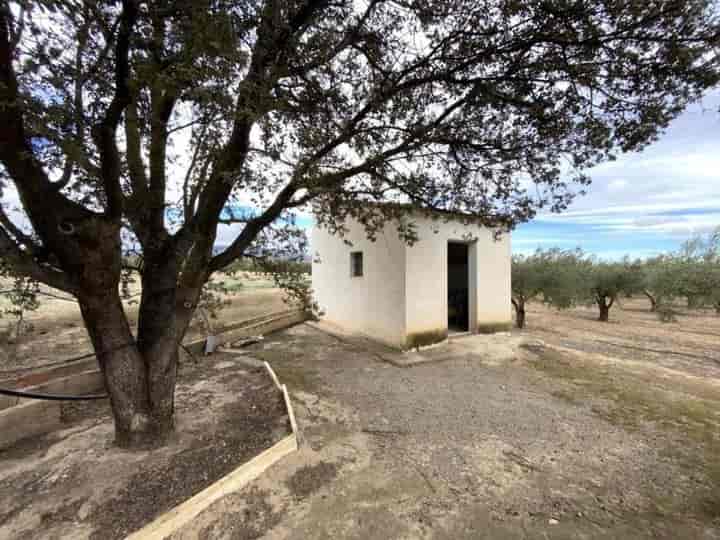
[524,345,720,520]
[476,322,512,334]
[405,329,447,349]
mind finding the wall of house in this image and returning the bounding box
[311,219,407,348]
[404,215,512,344]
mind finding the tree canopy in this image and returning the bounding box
[677,227,720,313]
[1,0,718,446]
[583,258,644,321]
[511,248,586,328]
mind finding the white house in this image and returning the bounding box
[311,206,512,349]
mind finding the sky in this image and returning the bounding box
[512,90,720,260]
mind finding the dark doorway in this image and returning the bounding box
[448,242,469,332]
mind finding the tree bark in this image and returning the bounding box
[79,292,154,447]
[512,297,526,329]
[80,282,192,446]
[643,290,657,312]
[136,254,181,439]
[77,247,197,447]
[597,295,613,322]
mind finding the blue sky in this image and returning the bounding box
[513,90,720,260]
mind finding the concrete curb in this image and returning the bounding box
[0,369,105,412]
[124,435,297,540]
[0,400,62,449]
[184,309,308,355]
[264,361,282,390]
[282,383,299,443]
[125,361,300,540]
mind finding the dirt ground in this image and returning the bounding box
[0,281,288,372]
[522,297,720,379]
[0,353,290,540]
[177,299,720,539]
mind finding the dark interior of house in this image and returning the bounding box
[447,242,469,332]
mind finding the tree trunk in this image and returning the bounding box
[597,295,613,322]
[643,290,657,312]
[79,292,154,448]
[136,255,181,439]
[512,297,526,329]
[78,255,197,448]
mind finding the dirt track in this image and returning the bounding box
[523,298,720,379]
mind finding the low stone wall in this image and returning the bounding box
[0,370,104,412]
[0,400,62,450]
[185,309,309,354]
[0,309,308,450]
[0,357,97,390]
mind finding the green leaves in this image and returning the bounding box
[588,259,645,302]
[511,248,588,328]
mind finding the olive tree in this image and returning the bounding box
[1,1,718,447]
[585,259,645,322]
[641,255,687,312]
[677,228,720,314]
[511,248,586,329]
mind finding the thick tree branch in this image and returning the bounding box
[0,225,76,294]
[93,0,139,220]
[176,0,331,254]
[0,205,36,250]
[0,5,90,220]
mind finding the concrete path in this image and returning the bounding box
[177,323,720,540]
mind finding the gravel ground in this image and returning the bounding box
[0,354,290,540]
[185,322,720,540]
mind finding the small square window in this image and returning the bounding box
[350,251,363,277]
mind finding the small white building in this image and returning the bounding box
[311,206,512,349]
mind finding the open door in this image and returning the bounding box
[447,242,469,333]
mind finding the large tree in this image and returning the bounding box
[1,1,718,447]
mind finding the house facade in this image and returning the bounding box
[311,208,512,349]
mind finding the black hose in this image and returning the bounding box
[0,387,107,401]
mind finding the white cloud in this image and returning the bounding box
[537,200,720,221]
[606,178,628,192]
